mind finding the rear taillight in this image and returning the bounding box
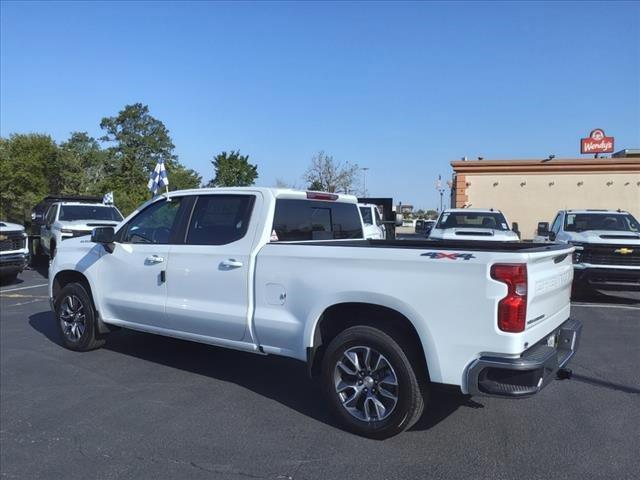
[491,263,527,333]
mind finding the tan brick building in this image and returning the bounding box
[450,152,640,239]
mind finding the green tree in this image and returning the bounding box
[168,163,202,190]
[426,209,438,219]
[0,133,58,223]
[57,132,111,195]
[100,103,191,214]
[207,150,258,187]
[303,151,359,193]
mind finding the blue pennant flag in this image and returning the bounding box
[148,160,169,195]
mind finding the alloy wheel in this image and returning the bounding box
[59,294,86,342]
[333,346,399,422]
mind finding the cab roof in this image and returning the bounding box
[164,187,359,204]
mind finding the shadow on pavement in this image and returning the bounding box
[28,310,473,435]
[570,373,640,395]
[572,289,639,305]
[0,275,24,287]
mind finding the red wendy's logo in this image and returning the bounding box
[581,128,614,154]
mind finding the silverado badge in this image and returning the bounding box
[614,248,634,255]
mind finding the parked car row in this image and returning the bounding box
[1,196,123,283]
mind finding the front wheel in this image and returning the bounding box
[55,282,105,351]
[321,326,427,439]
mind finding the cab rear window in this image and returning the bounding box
[272,199,363,241]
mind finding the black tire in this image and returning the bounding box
[321,325,427,439]
[54,282,105,351]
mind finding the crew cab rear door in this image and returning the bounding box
[164,192,261,341]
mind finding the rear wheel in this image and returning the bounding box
[55,282,105,351]
[321,325,427,439]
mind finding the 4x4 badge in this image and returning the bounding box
[421,252,476,261]
[614,248,633,255]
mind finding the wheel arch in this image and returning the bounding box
[52,270,112,334]
[306,301,434,382]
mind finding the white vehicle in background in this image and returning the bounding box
[430,209,520,242]
[41,202,123,258]
[0,221,30,281]
[49,187,580,438]
[536,209,640,293]
[358,203,386,239]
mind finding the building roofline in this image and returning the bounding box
[451,157,640,173]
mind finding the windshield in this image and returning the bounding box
[436,211,509,231]
[59,205,123,222]
[564,213,640,232]
[359,207,373,225]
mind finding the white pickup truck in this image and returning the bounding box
[536,209,640,293]
[429,208,520,242]
[49,188,580,438]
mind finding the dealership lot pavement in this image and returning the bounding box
[1,268,639,480]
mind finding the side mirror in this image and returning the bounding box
[512,222,521,238]
[537,222,550,237]
[548,231,557,241]
[395,214,403,227]
[91,227,115,250]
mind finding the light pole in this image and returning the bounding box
[361,167,370,197]
[435,175,451,212]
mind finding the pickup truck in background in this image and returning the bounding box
[536,209,640,293]
[40,201,123,258]
[0,221,30,281]
[429,208,520,242]
[358,203,386,239]
[49,188,580,438]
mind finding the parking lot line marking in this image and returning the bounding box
[0,283,48,293]
[7,298,46,307]
[572,303,640,311]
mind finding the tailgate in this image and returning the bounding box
[525,246,574,330]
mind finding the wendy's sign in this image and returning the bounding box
[581,129,614,154]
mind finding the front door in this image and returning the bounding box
[97,197,186,328]
[164,193,260,341]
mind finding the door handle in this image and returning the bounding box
[145,255,165,265]
[220,259,243,269]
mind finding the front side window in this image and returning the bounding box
[186,195,255,245]
[436,212,509,231]
[359,207,373,225]
[46,205,58,225]
[272,199,363,241]
[374,208,382,226]
[550,214,562,233]
[565,213,640,232]
[121,198,182,244]
[59,205,123,222]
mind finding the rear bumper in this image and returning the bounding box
[574,266,640,291]
[0,252,30,275]
[464,318,582,397]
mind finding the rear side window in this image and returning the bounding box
[186,195,255,245]
[272,199,363,241]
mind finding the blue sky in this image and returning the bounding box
[1,1,639,209]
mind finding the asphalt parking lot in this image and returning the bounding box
[1,267,639,480]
